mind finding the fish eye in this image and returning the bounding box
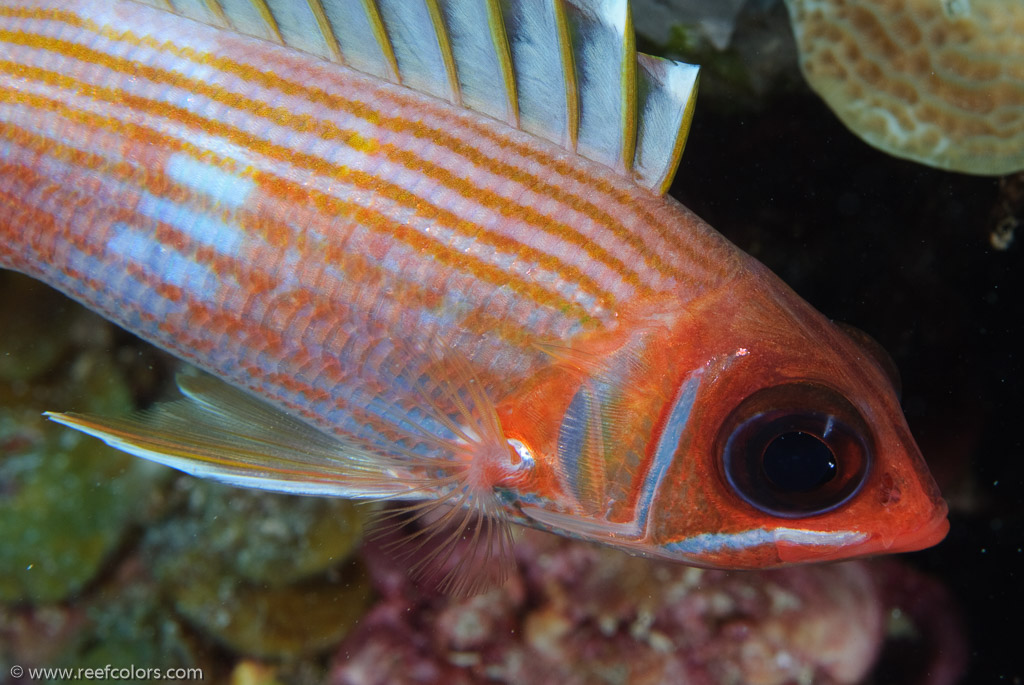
[718,383,872,517]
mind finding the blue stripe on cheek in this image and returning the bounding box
[633,372,701,532]
[662,528,868,556]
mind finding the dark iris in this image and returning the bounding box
[718,383,872,518]
[762,431,837,492]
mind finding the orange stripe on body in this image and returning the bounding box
[0,147,541,387]
[0,57,600,327]
[0,88,571,359]
[171,15,727,281]
[0,159,354,405]
[0,113,280,295]
[0,4,716,289]
[0,22,636,306]
[0,153,376,412]
[122,27,698,286]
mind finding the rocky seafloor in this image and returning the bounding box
[1,2,1020,684]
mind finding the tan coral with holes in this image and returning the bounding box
[784,0,1024,175]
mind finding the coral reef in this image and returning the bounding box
[0,273,164,603]
[783,0,1024,174]
[329,528,961,685]
[145,481,371,659]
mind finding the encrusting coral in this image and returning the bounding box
[783,0,1024,175]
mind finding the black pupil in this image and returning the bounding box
[762,431,837,493]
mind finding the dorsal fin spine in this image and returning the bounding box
[426,0,463,105]
[306,0,345,64]
[485,0,520,127]
[363,0,401,83]
[250,0,286,44]
[203,0,231,27]
[632,55,700,194]
[619,7,636,173]
[552,0,579,152]
[667,67,698,192]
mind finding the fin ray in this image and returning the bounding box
[374,493,515,596]
[500,0,576,150]
[306,0,345,63]
[46,375,411,498]
[318,0,399,80]
[206,0,280,41]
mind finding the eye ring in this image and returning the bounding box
[718,383,873,518]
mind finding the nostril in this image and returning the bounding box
[879,472,902,506]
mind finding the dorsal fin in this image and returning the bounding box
[140,0,700,193]
[376,1,460,102]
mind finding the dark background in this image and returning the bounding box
[670,87,1022,684]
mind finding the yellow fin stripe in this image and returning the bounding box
[485,0,518,127]
[202,0,230,27]
[247,0,285,44]
[426,0,461,105]
[620,8,636,172]
[363,0,401,83]
[306,0,344,64]
[553,0,578,152]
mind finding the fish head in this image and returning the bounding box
[648,265,949,568]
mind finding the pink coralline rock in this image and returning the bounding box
[330,529,901,685]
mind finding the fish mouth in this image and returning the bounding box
[881,503,951,555]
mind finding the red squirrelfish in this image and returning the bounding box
[0,0,947,592]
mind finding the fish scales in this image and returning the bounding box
[1,0,947,582]
[0,2,729,356]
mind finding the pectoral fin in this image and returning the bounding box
[47,347,518,596]
[46,372,411,498]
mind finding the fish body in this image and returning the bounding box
[0,0,947,584]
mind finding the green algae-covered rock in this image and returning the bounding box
[61,582,203,683]
[173,558,372,659]
[0,354,164,603]
[144,481,372,659]
[147,480,366,586]
[0,273,75,383]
